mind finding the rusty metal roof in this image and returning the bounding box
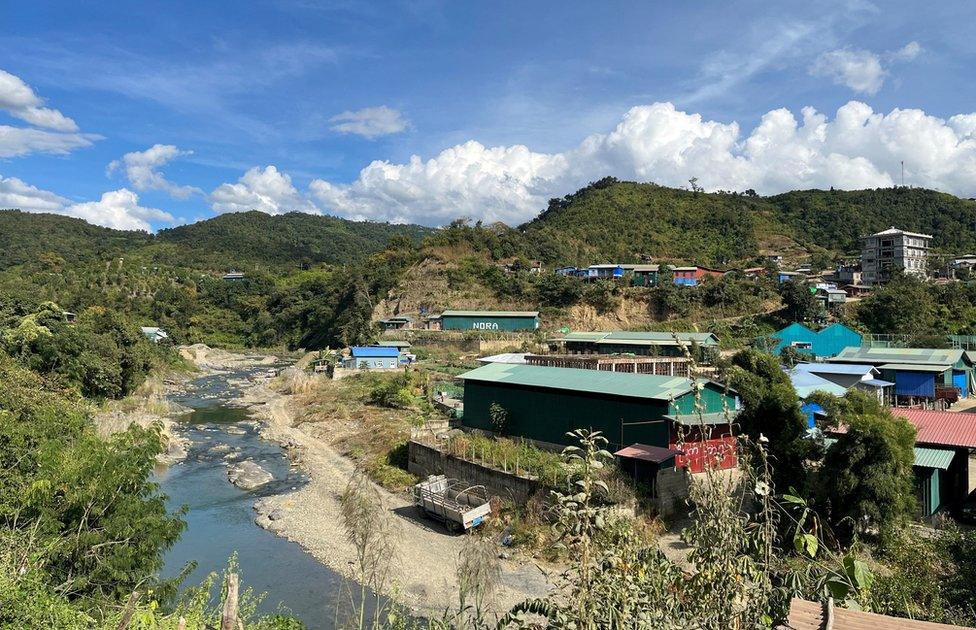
[892,409,976,449]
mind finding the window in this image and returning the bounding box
[791,341,813,350]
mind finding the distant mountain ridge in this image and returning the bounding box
[0,209,433,270]
[4,183,976,271]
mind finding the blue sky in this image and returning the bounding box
[1,0,975,231]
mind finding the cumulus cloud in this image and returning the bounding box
[210,165,320,215]
[0,69,99,157]
[810,49,887,94]
[0,174,171,231]
[329,106,410,139]
[0,175,70,213]
[294,100,976,226]
[810,41,924,94]
[0,69,78,132]
[62,189,173,231]
[107,144,202,199]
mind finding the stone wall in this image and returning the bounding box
[407,440,541,504]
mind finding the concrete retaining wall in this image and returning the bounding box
[407,440,541,503]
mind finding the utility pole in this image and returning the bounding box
[901,160,905,187]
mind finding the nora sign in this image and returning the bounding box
[471,322,500,330]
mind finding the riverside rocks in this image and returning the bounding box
[227,460,274,490]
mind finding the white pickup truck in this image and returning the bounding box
[412,475,491,533]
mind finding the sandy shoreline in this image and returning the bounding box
[162,345,551,618]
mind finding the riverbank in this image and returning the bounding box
[230,368,551,618]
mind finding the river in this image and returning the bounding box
[155,363,348,629]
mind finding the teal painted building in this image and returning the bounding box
[440,310,540,332]
[766,322,862,359]
[459,363,739,450]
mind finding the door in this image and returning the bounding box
[953,371,969,398]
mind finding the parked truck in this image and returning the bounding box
[412,475,491,532]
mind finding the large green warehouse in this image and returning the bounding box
[458,363,739,451]
[440,310,540,332]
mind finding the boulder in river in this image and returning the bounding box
[227,460,273,490]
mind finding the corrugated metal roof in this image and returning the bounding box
[555,331,719,346]
[913,446,955,470]
[614,443,682,463]
[558,332,612,341]
[376,340,411,348]
[832,346,967,366]
[825,436,954,470]
[662,411,739,426]
[440,310,539,317]
[796,362,877,377]
[458,363,701,401]
[788,597,966,629]
[861,378,894,387]
[878,363,951,373]
[477,353,528,365]
[892,409,976,448]
[787,369,850,398]
[350,346,400,357]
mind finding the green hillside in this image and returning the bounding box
[0,210,151,270]
[156,210,433,267]
[514,179,976,266]
[519,178,792,265]
[769,187,976,255]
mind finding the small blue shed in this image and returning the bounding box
[344,346,401,370]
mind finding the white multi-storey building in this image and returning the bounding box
[861,227,932,285]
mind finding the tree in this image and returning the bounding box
[815,391,917,538]
[726,349,814,491]
[856,273,938,340]
[778,279,820,322]
[535,272,581,308]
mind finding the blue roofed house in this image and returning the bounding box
[343,346,402,370]
[766,322,862,359]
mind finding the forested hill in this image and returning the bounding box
[4,183,976,272]
[156,210,433,267]
[518,179,976,265]
[0,209,433,270]
[0,210,152,269]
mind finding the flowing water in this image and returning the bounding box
[156,363,346,628]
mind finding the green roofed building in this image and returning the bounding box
[554,331,719,359]
[439,310,540,332]
[458,362,739,451]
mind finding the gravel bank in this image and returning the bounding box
[236,375,552,618]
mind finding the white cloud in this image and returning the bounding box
[294,100,976,226]
[209,165,319,215]
[107,144,202,199]
[0,69,99,157]
[0,174,171,232]
[62,189,172,231]
[0,125,98,158]
[329,106,410,139]
[810,49,887,94]
[0,69,78,132]
[891,41,923,62]
[0,175,70,213]
[810,41,924,95]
